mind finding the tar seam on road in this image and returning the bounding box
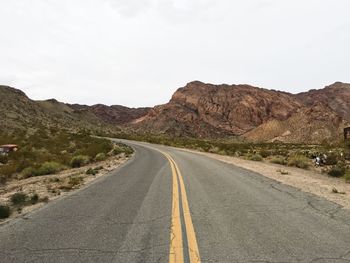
[161,151,201,263]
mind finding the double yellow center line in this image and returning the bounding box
[159,151,201,263]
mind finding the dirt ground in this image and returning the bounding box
[0,154,130,224]
[182,149,350,209]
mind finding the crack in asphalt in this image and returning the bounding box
[0,243,170,256]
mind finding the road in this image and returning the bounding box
[1,140,350,263]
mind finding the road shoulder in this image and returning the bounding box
[180,148,350,209]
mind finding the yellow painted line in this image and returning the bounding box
[144,145,201,263]
[169,155,201,263]
[167,153,184,263]
[172,158,201,263]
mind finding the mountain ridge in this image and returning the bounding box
[1,82,349,143]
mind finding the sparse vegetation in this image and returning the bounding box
[247,154,263,162]
[0,130,118,183]
[287,155,310,169]
[112,143,134,156]
[328,164,346,178]
[276,169,289,175]
[86,166,103,176]
[95,153,106,162]
[270,156,287,165]
[70,155,90,168]
[21,162,66,178]
[10,192,28,205]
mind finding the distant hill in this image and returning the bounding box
[0,85,149,135]
[2,82,350,143]
[130,81,350,143]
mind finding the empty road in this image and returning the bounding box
[1,140,350,263]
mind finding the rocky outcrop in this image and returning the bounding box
[132,81,350,143]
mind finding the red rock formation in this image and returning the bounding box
[132,81,350,143]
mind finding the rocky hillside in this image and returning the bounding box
[70,104,150,125]
[2,82,350,144]
[0,85,149,135]
[131,81,350,143]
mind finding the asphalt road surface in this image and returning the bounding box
[1,140,350,263]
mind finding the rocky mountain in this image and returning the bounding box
[2,81,350,143]
[69,104,150,125]
[0,85,149,135]
[131,81,350,143]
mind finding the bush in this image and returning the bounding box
[86,168,98,175]
[37,162,65,176]
[247,154,263,161]
[95,153,106,162]
[21,162,65,178]
[10,192,28,205]
[21,167,38,178]
[270,156,287,165]
[30,193,39,204]
[70,155,90,168]
[68,176,83,186]
[0,204,10,219]
[259,149,271,158]
[287,155,310,169]
[0,155,8,164]
[328,165,346,178]
[325,153,339,165]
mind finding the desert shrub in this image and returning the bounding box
[112,144,134,156]
[21,167,38,178]
[259,149,271,158]
[68,176,83,186]
[70,155,90,168]
[287,155,310,169]
[328,165,346,178]
[0,163,18,178]
[10,192,28,205]
[112,146,124,155]
[30,193,39,204]
[0,204,10,219]
[325,153,340,165]
[270,156,287,165]
[0,155,8,164]
[37,162,65,175]
[247,154,263,161]
[95,153,106,162]
[86,168,98,175]
[21,162,65,178]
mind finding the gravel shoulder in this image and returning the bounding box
[181,148,350,209]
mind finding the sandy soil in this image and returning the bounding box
[0,154,130,223]
[182,149,350,209]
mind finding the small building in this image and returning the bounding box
[0,144,18,155]
[344,127,350,140]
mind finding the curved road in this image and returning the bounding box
[1,140,350,263]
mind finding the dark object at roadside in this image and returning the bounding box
[344,127,350,140]
[30,194,39,204]
[0,204,11,219]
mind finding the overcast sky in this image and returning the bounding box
[0,0,349,107]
